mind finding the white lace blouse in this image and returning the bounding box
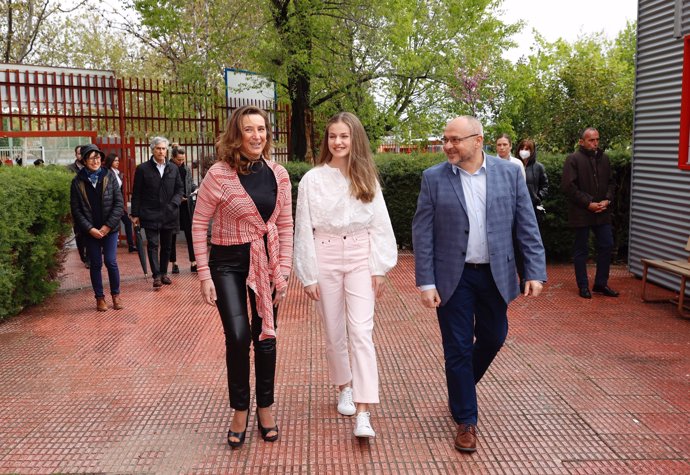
[293,164,398,286]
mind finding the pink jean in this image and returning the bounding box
[314,229,379,404]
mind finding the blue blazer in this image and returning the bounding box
[412,154,547,305]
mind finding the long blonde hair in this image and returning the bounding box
[216,106,272,174]
[317,112,378,203]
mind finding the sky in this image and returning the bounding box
[497,0,639,62]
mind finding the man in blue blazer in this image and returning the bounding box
[412,116,546,453]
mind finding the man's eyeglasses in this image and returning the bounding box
[441,134,479,145]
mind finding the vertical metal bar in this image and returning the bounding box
[62,73,69,131]
[86,74,94,135]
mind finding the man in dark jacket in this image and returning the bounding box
[67,145,89,267]
[131,137,184,288]
[561,128,618,299]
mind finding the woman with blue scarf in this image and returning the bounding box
[70,144,125,311]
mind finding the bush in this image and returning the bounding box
[282,149,631,263]
[0,165,73,320]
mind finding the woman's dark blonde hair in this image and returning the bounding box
[217,105,272,174]
[317,112,378,203]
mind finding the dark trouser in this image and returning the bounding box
[437,265,508,425]
[209,244,277,411]
[170,205,195,263]
[74,226,87,262]
[121,213,135,248]
[573,223,613,289]
[144,228,174,279]
[85,231,120,299]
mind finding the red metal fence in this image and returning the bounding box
[0,67,291,196]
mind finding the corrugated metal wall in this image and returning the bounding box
[629,0,690,293]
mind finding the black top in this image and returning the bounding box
[238,159,276,223]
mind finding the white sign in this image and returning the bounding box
[224,68,275,105]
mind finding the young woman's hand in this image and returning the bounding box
[304,283,320,301]
[372,275,386,299]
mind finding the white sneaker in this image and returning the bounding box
[337,387,356,416]
[353,411,375,438]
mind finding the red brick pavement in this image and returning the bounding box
[0,243,688,474]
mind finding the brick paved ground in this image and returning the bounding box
[0,242,688,474]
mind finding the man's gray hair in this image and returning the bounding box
[150,136,169,150]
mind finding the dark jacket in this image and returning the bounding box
[178,163,197,216]
[70,168,124,235]
[66,160,82,174]
[130,157,184,231]
[524,154,548,207]
[561,146,615,227]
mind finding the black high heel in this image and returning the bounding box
[227,412,249,449]
[256,408,279,442]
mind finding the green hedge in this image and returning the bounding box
[284,150,631,261]
[0,165,73,320]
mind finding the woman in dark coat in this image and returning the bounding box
[516,138,549,224]
[103,152,136,253]
[70,144,125,311]
[169,147,197,273]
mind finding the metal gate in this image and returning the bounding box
[0,65,291,194]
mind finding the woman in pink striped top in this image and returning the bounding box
[192,106,293,448]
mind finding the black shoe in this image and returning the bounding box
[171,264,179,274]
[161,275,172,285]
[256,409,279,442]
[227,412,249,449]
[84,261,90,269]
[592,285,619,297]
[128,246,137,253]
[191,264,197,273]
[579,287,592,299]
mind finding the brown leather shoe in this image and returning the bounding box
[112,294,123,310]
[161,275,172,285]
[153,278,162,289]
[96,298,108,312]
[454,423,477,453]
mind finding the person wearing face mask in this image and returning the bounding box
[192,106,293,448]
[293,112,397,439]
[494,134,526,179]
[561,127,618,299]
[516,139,548,223]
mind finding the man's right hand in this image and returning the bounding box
[587,201,608,213]
[420,289,441,308]
[131,216,140,226]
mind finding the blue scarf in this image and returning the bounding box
[86,167,105,188]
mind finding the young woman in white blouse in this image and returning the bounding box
[294,112,397,438]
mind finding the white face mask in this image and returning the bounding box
[518,149,531,159]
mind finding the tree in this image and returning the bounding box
[0,0,88,63]
[257,0,518,160]
[494,22,636,152]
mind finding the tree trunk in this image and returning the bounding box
[287,57,312,161]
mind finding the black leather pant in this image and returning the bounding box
[209,244,277,411]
